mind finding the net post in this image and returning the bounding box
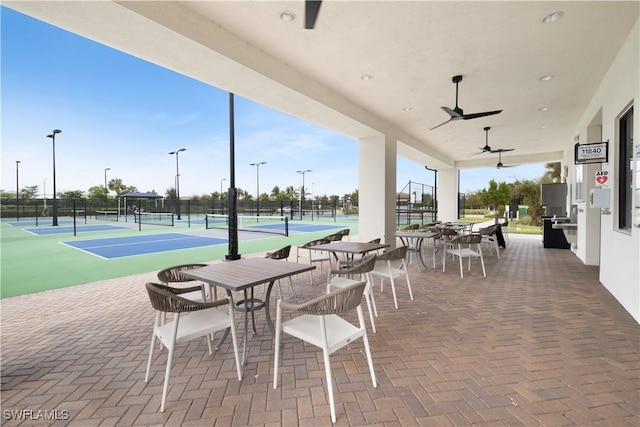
[284,216,289,237]
[73,199,77,237]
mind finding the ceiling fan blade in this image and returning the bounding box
[441,106,462,119]
[490,148,515,153]
[305,0,322,29]
[429,117,453,130]
[461,109,503,120]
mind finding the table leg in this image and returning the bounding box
[264,279,277,335]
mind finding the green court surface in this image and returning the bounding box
[0,217,356,299]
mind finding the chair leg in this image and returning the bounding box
[363,285,377,333]
[458,250,464,278]
[319,319,337,423]
[160,316,181,412]
[388,263,399,310]
[145,331,157,383]
[479,246,486,277]
[228,304,243,381]
[273,302,282,389]
[358,307,378,389]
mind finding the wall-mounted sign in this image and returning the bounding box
[575,141,608,164]
[595,170,609,186]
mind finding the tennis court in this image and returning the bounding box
[25,224,129,235]
[62,233,227,259]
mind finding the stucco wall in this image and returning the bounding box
[568,19,639,323]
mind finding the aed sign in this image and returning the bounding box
[595,170,609,186]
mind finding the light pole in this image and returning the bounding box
[296,169,311,220]
[46,129,61,226]
[104,167,111,199]
[15,160,21,221]
[220,178,227,199]
[250,162,266,216]
[168,148,186,220]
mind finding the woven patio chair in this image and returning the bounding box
[273,281,376,424]
[370,245,413,309]
[144,282,242,412]
[443,234,486,278]
[327,253,378,332]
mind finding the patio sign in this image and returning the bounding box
[575,141,608,164]
[595,170,609,187]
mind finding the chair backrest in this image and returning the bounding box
[333,253,377,275]
[157,263,208,284]
[401,224,419,231]
[146,282,213,313]
[302,238,330,249]
[266,245,291,260]
[324,232,344,242]
[379,245,408,261]
[438,227,458,238]
[451,234,482,245]
[288,281,366,316]
[478,225,498,236]
[368,238,381,244]
[338,229,350,239]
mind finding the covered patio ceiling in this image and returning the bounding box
[5,1,639,170]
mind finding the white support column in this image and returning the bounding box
[359,134,396,244]
[437,167,459,221]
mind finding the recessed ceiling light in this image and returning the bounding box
[280,10,296,23]
[403,107,413,112]
[538,107,550,112]
[361,74,373,81]
[539,74,554,82]
[543,11,564,24]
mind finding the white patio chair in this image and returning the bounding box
[273,281,377,424]
[144,282,242,412]
[327,253,378,332]
[157,263,210,301]
[370,245,413,309]
[296,238,331,283]
[476,225,500,259]
[443,234,486,278]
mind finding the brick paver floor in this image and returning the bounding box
[1,234,638,426]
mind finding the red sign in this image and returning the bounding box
[595,170,608,186]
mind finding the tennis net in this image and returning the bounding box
[135,212,175,226]
[205,214,288,236]
[95,210,120,222]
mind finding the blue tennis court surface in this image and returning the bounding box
[26,224,128,235]
[288,223,344,233]
[62,233,227,259]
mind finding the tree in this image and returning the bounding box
[480,180,511,216]
[542,162,561,183]
[20,185,39,200]
[87,185,108,202]
[510,179,543,225]
[59,190,85,199]
[348,189,359,207]
[464,190,484,209]
[165,187,177,200]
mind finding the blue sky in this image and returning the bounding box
[1,7,544,200]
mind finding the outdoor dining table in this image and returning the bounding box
[395,230,439,271]
[309,241,389,266]
[181,257,315,364]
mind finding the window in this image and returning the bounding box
[618,106,633,230]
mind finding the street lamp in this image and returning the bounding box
[104,167,111,199]
[296,169,312,220]
[220,178,227,199]
[250,162,266,216]
[168,148,186,220]
[15,160,21,221]
[46,129,62,226]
